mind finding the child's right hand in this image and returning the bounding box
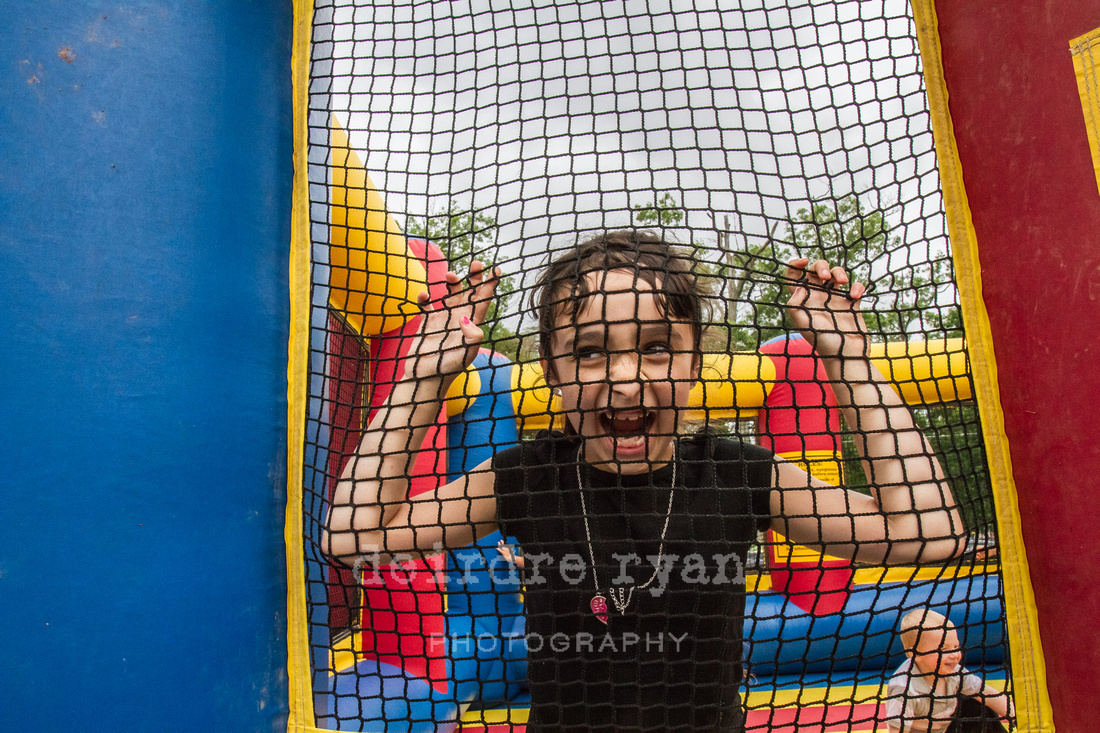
[784,257,869,359]
[407,260,501,382]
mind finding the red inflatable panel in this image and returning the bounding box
[932,3,1100,726]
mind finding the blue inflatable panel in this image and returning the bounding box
[447,351,520,479]
[744,574,1004,676]
[329,533,530,730]
[332,660,461,733]
[0,2,293,730]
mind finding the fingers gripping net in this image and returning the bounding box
[302,1,1013,730]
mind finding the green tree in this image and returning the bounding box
[633,194,720,296]
[632,194,792,351]
[710,217,792,351]
[787,196,988,539]
[632,192,686,228]
[405,202,520,357]
[842,402,993,546]
[630,193,964,347]
[784,195,959,341]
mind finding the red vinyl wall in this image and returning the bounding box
[933,3,1100,728]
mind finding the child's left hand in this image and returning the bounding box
[784,257,869,359]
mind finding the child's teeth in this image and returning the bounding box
[610,414,645,434]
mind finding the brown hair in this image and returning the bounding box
[530,229,710,372]
[900,609,953,653]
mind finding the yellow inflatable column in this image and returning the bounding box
[327,121,426,337]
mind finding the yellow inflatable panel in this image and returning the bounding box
[445,365,481,418]
[511,363,564,433]
[868,338,971,403]
[508,340,971,433]
[769,449,848,569]
[328,121,427,337]
[686,352,775,421]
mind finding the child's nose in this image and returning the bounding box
[607,351,642,383]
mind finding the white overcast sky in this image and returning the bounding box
[309,0,952,328]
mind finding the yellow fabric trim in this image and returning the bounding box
[287,0,316,729]
[910,1,1053,730]
[1070,27,1100,199]
[458,679,1011,730]
[745,564,996,593]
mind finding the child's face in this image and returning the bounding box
[542,269,700,474]
[910,627,963,679]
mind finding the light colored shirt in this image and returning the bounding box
[884,658,984,733]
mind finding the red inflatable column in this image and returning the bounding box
[356,239,452,690]
[757,335,853,615]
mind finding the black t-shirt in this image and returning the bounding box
[492,431,774,732]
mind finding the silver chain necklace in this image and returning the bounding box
[576,451,676,624]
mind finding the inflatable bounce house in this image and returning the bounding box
[306,127,1000,733]
[2,2,1098,732]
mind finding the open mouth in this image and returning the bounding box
[599,409,655,451]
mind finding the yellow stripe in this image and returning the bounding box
[745,682,886,708]
[685,352,775,421]
[515,344,967,432]
[1070,28,1100,199]
[745,564,995,592]
[286,0,316,729]
[460,706,531,725]
[868,338,971,403]
[460,679,1011,729]
[910,1,1052,730]
[850,564,996,585]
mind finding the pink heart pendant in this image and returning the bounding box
[590,594,609,625]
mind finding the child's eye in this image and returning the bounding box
[573,346,606,361]
[642,342,673,357]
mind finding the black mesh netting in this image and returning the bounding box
[301,1,1014,731]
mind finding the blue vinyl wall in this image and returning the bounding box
[0,2,294,730]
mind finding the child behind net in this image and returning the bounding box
[324,229,967,732]
[886,609,1014,733]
